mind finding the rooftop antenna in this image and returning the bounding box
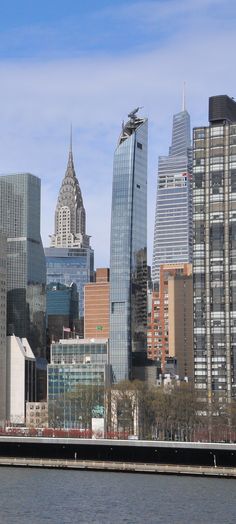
[182,82,186,112]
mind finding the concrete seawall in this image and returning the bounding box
[0,457,236,478]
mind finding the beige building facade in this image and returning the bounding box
[84,268,110,339]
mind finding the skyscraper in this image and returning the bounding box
[50,131,90,249]
[0,233,7,424]
[152,100,192,284]
[45,134,94,324]
[110,108,148,382]
[0,174,46,361]
[193,95,236,403]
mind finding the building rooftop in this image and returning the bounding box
[209,95,236,124]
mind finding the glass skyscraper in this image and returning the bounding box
[152,107,192,284]
[0,174,46,361]
[110,109,148,382]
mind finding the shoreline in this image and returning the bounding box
[0,457,236,478]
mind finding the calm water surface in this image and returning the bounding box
[0,468,235,524]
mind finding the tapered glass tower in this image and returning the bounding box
[152,103,192,284]
[110,109,148,382]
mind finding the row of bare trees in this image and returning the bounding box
[48,380,236,442]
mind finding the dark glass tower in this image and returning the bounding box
[0,173,46,361]
[152,103,192,284]
[110,109,148,382]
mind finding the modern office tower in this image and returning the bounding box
[45,247,94,322]
[46,282,78,344]
[84,268,110,339]
[168,273,193,380]
[152,102,192,284]
[47,338,111,429]
[0,233,7,425]
[46,137,94,326]
[110,108,148,382]
[0,174,46,362]
[193,95,236,403]
[6,335,36,425]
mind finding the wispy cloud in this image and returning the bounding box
[0,0,233,59]
[0,0,235,265]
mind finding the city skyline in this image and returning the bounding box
[0,0,235,267]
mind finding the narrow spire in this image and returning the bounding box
[67,124,74,171]
[182,82,186,112]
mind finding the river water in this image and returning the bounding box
[0,468,235,523]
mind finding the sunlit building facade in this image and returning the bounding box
[152,107,192,283]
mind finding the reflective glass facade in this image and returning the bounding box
[48,339,110,428]
[152,110,192,283]
[45,247,94,318]
[193,102,236,402]
[46,282,78,344]
[0,174,46,361]
[110,113,148,382]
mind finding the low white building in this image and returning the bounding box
[6,335,36,425]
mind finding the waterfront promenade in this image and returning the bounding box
[0,456,236,478]
[0,437,236,477]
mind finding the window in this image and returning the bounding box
[137,142,142,150]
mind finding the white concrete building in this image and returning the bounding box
[6,335,36,425]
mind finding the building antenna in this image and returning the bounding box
[182,82,186,112]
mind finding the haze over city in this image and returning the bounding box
[0,0,235,266]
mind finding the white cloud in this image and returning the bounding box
[0,12,235,267]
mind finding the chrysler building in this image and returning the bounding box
[50,132,90,249]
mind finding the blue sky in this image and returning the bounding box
[0,0,235,265]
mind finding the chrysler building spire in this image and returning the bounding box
[50,131,90,248]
